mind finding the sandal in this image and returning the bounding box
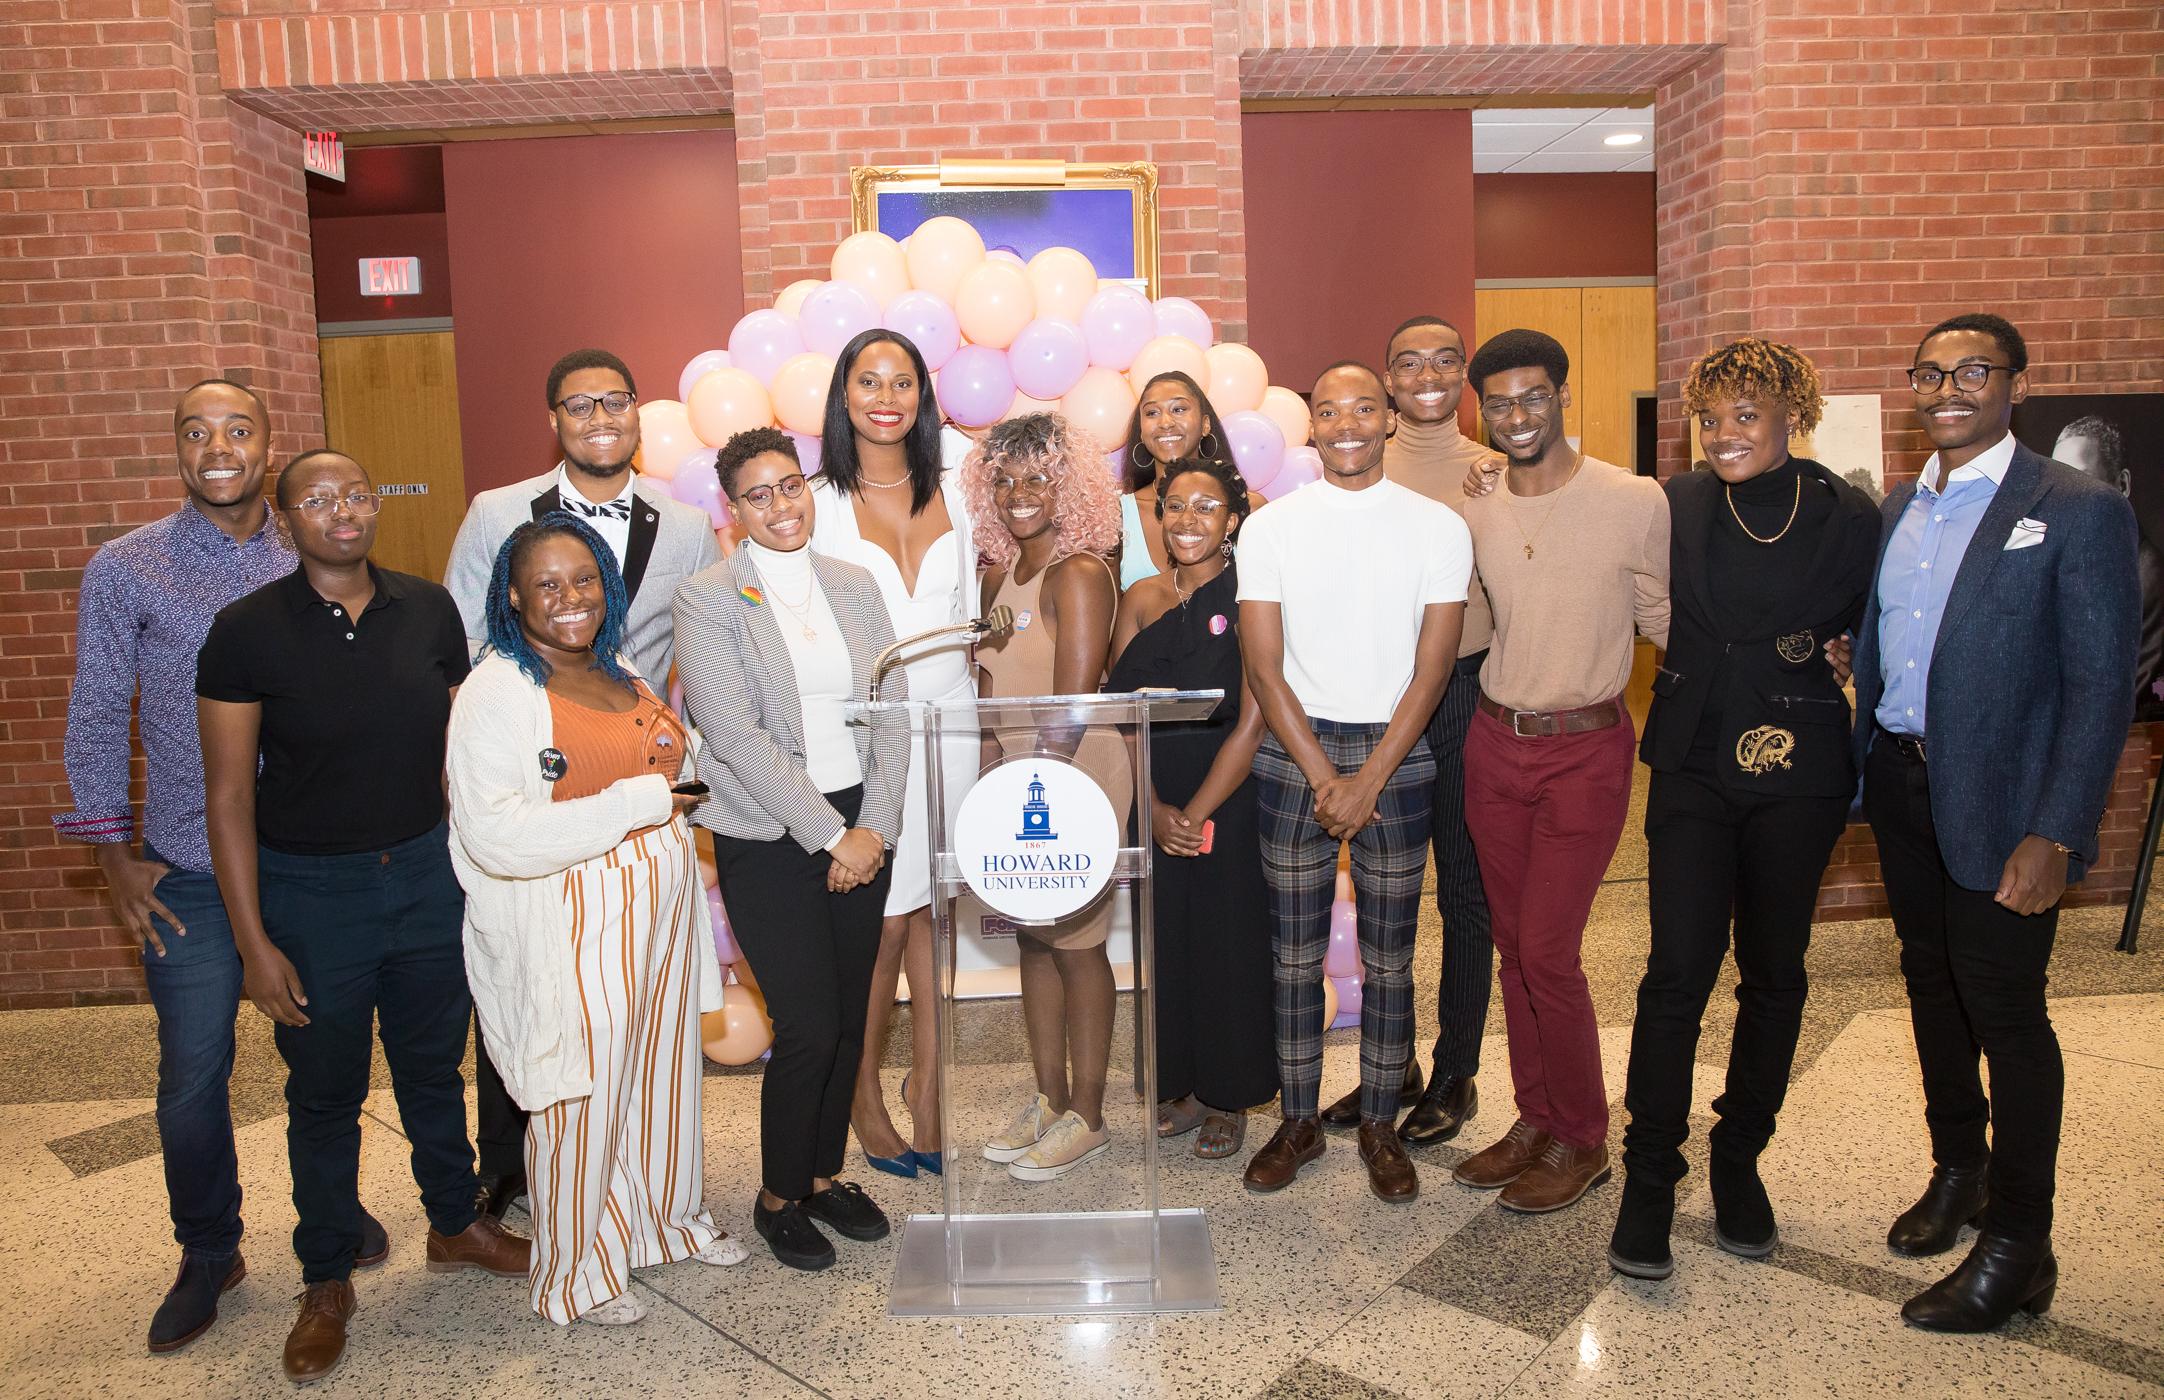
[1156,1095,1207,1138]
[1194,1110,1246,1159]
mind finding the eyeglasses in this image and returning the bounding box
[1389,351,1466,377]
[289,490,381,518]
[734,474,807,511]
[1161,497,1230,519]
[555,390,637,419]
[1479,390,1557,422]
[1908,364,2014,393]
[992,472,1055,493]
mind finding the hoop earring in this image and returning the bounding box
[1198,431,1220,460]
[1129,442,1154,473]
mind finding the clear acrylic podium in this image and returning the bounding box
[850,689,1225,1317]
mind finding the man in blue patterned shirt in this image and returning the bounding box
[55,381,385,1354]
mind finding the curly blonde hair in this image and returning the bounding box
[963,413,1122,570]
[1683,337,1824,435]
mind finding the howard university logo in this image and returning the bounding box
[1016,773,1058,841]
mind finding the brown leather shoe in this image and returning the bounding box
[1242,1117,1325,1193]
[425,1215,532,1278]
[1499,1139,1612,1214]
[1453,1118,1552,1189]
[281,1280,355,1384]
[1357,1121,1419,1204]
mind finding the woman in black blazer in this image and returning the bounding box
[1610,339,1882,1282]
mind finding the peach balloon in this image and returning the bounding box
[954,259,1035,350]
[904,216,985,303]
[1025,246,1099,324]
[1003,390,1060,421]
[1204,342,1269,416]
[1125,334,1209,396]
[769,351,837,437]
[699,985,774,1066]
[635,400,698,480]
[830,231,911,307]
[1059,366,1137,447]
[1258,385,1312,449]
[775,278,823,319]
[686,367,775,446]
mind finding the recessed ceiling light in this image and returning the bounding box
[1603,132,1645,147]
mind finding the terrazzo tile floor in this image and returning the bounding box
[5,768,2162,1399]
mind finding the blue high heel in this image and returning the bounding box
[910,1149,944,1176]
[863,1149,918,1179]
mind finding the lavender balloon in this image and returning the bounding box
[1007,317,1089,401]
[727,309,803,386]
[677,348,731,403]
[1221,410,1285,488]
[1080,284,1154,372]
[798,280,881,360]
[786,431,824,477]
[1324,898,1360,978]
[668,455,732,530]
[707,885,741,965]
[1331,974,1363,1029]
[938,343,1016,428]
[882,289,962,371]
[1152,295,1213,349]
[1267,445,1323,498]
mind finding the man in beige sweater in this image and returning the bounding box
[1451,329,1670,1215]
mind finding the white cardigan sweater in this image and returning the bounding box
[448,653,725,1112]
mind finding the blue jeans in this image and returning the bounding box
[140,843,245,1258]
[257,823,478,1282]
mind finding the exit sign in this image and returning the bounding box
[304,130,344,182]
[359,257,423,297]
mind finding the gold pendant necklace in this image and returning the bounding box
[759,563,821,641]
[1506,458,1584,559]
[1726,474,1802,545]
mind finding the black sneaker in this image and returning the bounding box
[753,1194,835,1271]
[802,1181,890,1242]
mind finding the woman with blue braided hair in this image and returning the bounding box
[446,510,746,1329]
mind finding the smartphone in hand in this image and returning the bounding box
[1198,819,1215,855]
[671,781,711,798]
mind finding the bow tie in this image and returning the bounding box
[564,494,631,522]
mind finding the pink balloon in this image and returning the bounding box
[635,400,699,480]
[1331,974,1363,1029]
[1059,365,1137,448]
[1153,296,1213,348]
[1221,410,1286,488]
[798,281,879,360]
[1204,342,1268,415]
[770,351,837,437]
[675,445,718,487]
[904,216,986,302]
[1127,334,1209,396]
[1081,284,1154,372]
[987,247,1026,267]
[677,349,730,403]
[1025,246,1098,324]
[829,230,910,308]
[954,259,1035,350]
[883,290,962,371]
[1335,868,1354,904]
[775,278,822,319]
[1005,390,1059,422]
[686,367,774,446]
[938,344,1017,429]
[1324,898,1360,978]
[786,430,824,477]
[1268,445,1323,498]
[707,885,740,964]
[668,454,731,529]
[727,309,803,386]
[1007,317,1089,401]
[1258,385,1311,450]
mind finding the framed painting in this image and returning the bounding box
[851,159,1160,296]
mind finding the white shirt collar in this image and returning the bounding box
[1922,431,2017,491]
[553,462,637,509]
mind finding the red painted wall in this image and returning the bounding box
[1473,173,1657,281]
[1241,111,1476,393]
[443,128,745,496]
[309,213,454,322]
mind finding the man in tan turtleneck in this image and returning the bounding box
[1318,317,1500,1145]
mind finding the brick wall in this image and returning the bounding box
[1,0,322,1008]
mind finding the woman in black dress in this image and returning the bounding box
[1108,456,1278,1158]
[1609,338,1881,1281]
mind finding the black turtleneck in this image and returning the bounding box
[1705,456,1832,640]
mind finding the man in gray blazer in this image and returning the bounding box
[1851,313,2138,1333]
[443,346,720,1217]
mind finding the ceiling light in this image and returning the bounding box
[1603,132,1644,147]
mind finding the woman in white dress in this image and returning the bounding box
[811,329,978,1177]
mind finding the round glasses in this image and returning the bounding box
[1908,364,2013,393]
[735,474,808,511]
[290,490,381,518]
[555,390,637,419]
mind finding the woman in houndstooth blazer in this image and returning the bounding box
[671,428,909,1273]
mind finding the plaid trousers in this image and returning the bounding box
[1256,720,1436,1122]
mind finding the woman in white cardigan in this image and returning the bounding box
[447,511,745,1329]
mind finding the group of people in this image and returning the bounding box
[60,303,2135,1379]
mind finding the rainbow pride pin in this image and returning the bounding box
[739,584,765,608]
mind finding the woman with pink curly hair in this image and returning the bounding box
[963,413,1129,1182]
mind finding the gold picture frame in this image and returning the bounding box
[850,159,1161,298]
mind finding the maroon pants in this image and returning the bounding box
[1463,705,1635,1149]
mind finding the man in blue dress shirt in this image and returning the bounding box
[1850,314,2138,1332]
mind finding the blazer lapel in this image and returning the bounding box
[529,484,561,521]
[728,549,803,750]
[1760,459,1858,636]
[1938,445,2047,640]
[621,495,661,603]
[812,553,875,695]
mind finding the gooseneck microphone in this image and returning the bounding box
[868,605,1015,702]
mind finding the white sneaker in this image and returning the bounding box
[578,1291,648,1326]
[1006,1111,1110,1182]
[691,1231,749,1266]
[983,1092,1057,1163]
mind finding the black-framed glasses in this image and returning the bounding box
[555,390,637,419]
[1479,390,1557,421]
[290,490,381,518]
[1389,351,1466,378]
[1908,364,2013,393]
[735,474,808,511]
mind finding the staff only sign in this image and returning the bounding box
[952,758,1119,922]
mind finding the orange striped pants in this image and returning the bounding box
[526,820,719,1324]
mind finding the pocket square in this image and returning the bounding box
[2005,518,2046,551]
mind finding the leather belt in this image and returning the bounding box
[1886,733,1927,764]
[1477,692,1623,738]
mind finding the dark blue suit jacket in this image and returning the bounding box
[1851,441,2139,891]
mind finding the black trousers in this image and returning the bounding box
[1622,763,1848,1187]
[1864,737,2062,1241]
[1155,776,1277,1110]
[1427,651,1495,1081]
[710,787,890,1200]
[472,1021,527,1178]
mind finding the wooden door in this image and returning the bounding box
[1472,286,1584,446]
[319,330,468,582]
[1579,285,1657,470]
